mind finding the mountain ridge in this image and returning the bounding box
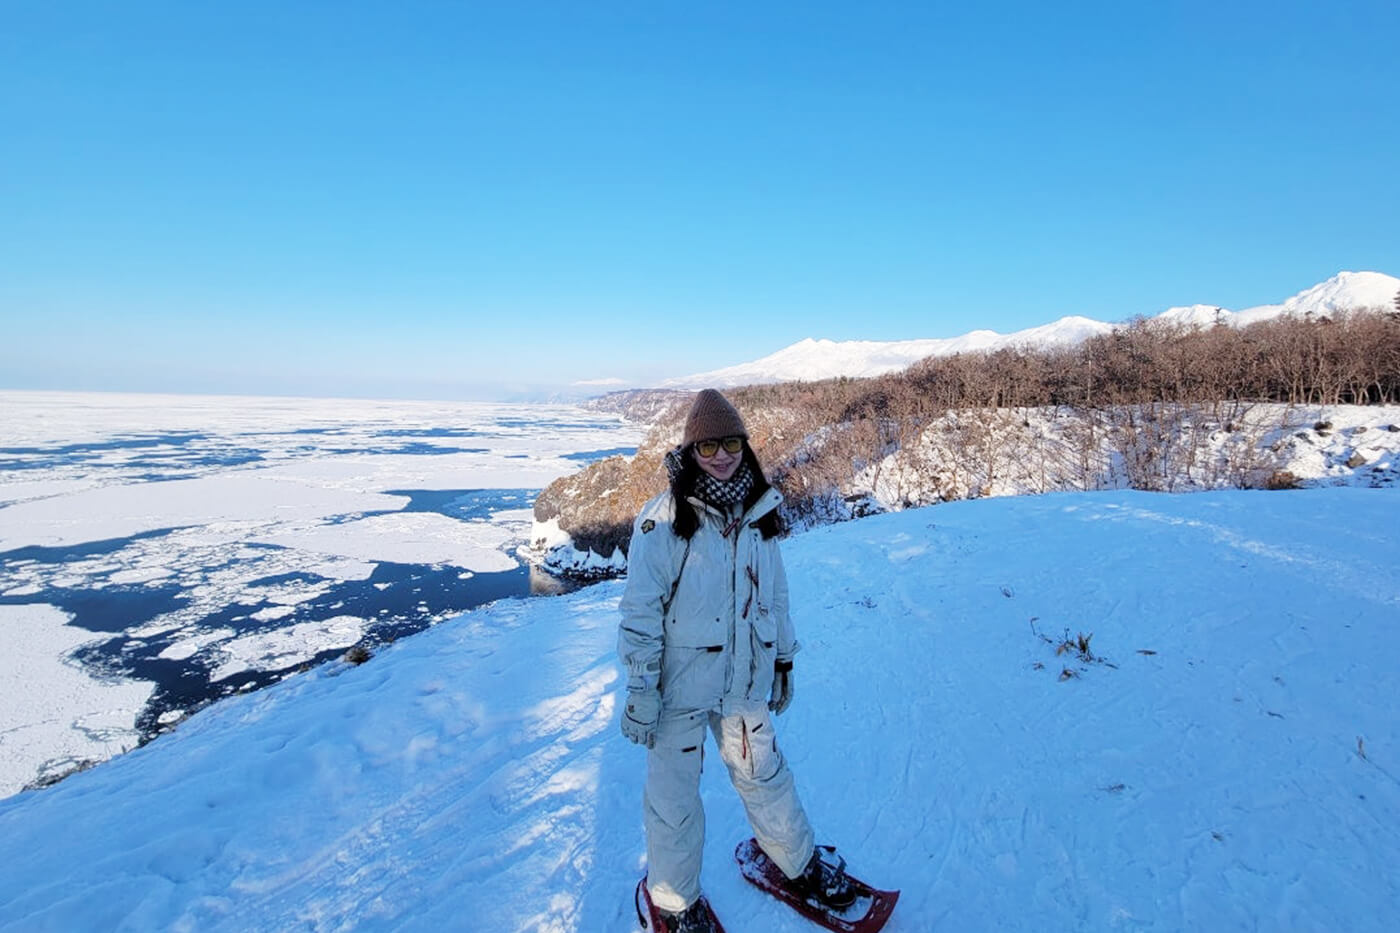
[661,270,1400,390]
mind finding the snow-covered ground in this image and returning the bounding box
[0,391,643,796]
[1,486,1395,931]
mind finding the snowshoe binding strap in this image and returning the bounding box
[803,846,856,910]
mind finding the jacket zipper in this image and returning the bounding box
[724,506,739,700]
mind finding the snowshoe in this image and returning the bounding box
[735,838,899,933]
[635,877,727,933]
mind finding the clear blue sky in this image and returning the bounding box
[3,0,1397,400]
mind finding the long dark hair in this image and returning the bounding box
[671,442,782,541]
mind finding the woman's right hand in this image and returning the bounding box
[621,687,661,748]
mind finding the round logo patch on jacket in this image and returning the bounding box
[641,519,656,534]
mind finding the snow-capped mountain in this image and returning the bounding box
[1156,271,1400,329]
[662,271,1400,390]
[662,317,1110,389]
[1227,269,1397,326]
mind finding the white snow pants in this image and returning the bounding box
[644,701,815,913]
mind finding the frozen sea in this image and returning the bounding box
[0,390,642,797]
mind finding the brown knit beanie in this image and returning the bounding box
[681,389,749,447]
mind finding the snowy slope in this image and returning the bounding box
[664,271,1400,389]
[849,403,1400,510]
[1,488,1397,931]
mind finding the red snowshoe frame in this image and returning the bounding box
[735,837,900,933]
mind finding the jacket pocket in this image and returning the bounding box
[746,609,778,701]
[659,643,726,712]
[663,545,727,647]
[749,607,777,658]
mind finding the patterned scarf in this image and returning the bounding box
[665,446,755,510]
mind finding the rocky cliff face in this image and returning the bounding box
[531,446,668,572]
[579,388,692,424]
[531,392,694,576]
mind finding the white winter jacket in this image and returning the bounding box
[618,486,799,715]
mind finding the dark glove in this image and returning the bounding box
[769,660,794,715]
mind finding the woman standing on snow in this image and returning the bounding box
[618,389,855,933]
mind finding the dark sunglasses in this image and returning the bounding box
[694,436,744,458]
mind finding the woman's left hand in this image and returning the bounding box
[769,666,794,715]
